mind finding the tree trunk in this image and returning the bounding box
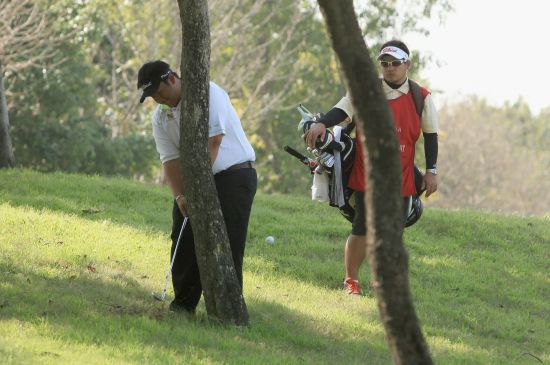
[176,0,249,326]
[0,62,16,168]
[317,1,433,364]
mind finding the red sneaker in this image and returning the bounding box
[344,278,361,295]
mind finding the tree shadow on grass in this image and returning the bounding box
[248,210,550,364]
[412,260,549,364]
[406,226,550,364]
[0,256,390,365]
[3,170,547,363]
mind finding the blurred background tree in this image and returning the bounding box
[435,96,550,216]
[0,0,61,167]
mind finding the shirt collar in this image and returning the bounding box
[159,98,181,112]
[381,78,409,95]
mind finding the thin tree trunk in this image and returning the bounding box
[176,0,249,326]
[0,62,16,168]
[317,1,433,364]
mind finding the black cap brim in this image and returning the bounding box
[139,84,157,103]
[139,92,148,103]
[139,89,155,103]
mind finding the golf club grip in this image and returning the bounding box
[283,145,309,165]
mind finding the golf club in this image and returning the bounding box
[283,145,318,170]
[152,215,188,302]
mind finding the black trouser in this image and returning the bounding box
[169,167,257,311]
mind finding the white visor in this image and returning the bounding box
[377,46,409,61]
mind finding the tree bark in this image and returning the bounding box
[176,0,249,326]
[317,1,433,364]
[0,61,16,168]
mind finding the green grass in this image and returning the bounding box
[0,168,548,364]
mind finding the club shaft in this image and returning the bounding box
[169,216,188,273]
[161,216,188,295]
[284,145,309,164]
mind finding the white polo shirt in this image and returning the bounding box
[151,81,255,174]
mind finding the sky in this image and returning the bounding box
[406,0,549,114]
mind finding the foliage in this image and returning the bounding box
[6,2,158,178]
[0,0,59,72]
[0,169,549,364]
[355,0,453,72]
[5,0,456,189]
[5,0,550,218]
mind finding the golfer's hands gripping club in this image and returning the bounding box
[304,122,326,149]
[175,195,188,217]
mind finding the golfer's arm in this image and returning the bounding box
[163,159,184,198]
[163,135,222,198]
[208,134,223,164]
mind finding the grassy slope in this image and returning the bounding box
[0,169,548,364]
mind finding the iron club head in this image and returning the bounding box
[152,291,166,302]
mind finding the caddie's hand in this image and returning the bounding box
[175,195,188,217]
[423,173,438,198]
[304,123,326,149]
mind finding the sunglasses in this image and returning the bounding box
[380,59,406,68]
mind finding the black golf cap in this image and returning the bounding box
[137,60,172,103]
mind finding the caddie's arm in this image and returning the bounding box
[304,123,326,149]
[421,94,439,198]
[305,96,352,149]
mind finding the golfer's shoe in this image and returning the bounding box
[343,278,361,295]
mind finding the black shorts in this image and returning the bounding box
[351,191,367,235]
[351,192,412,235]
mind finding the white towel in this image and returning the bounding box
[330,126,345,208]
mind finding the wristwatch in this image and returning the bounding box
[426,168,437,175]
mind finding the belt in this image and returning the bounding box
[226,161,255,171]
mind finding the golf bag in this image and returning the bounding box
[295,104,357,222]
[285,104,425,227]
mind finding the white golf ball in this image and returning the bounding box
[265,236,275,244]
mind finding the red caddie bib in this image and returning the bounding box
[348,88,428,195]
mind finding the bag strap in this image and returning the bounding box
[408,79,424,119]
[342,120,356,135]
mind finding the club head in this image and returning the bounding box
[152,291,166,302]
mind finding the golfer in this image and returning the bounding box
[138,60,257,313]
[304,40,439,295]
